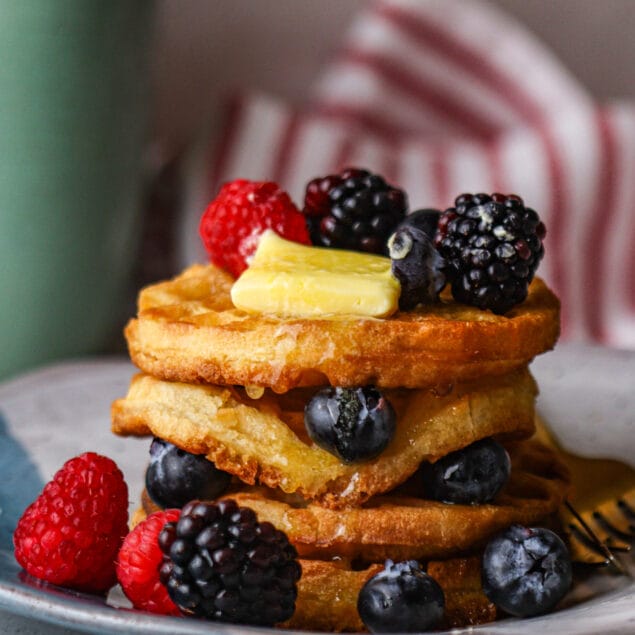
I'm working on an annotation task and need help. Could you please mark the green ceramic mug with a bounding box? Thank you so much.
[0,1,154,379]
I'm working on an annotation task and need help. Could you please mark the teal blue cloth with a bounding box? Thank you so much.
[0,413,43,551]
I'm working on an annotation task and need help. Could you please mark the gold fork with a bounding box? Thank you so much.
[534,418,635,575]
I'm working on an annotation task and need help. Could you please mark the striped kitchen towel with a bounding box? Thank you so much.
[182,0,635,349]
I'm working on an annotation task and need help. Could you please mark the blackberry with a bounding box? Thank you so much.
[302,168,407,254]
[145,438,231,509]
[435,193,546,314]
[158,499,301,626]
[304,386,396,463]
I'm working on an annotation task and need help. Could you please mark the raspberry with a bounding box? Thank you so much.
[159,499,301,626]
[117,509,182,615]
[199,179,311,277]
[435,193,546,314]
[13,452,128,593]
[302,168,407,254]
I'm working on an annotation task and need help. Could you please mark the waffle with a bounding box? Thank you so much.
[280,557,498,631]
[138,439,569,562]
[131,505,498,635]
[112,368,537,509]
[115,232,564,629]
[124,263,559,392]
[134,438,568,631]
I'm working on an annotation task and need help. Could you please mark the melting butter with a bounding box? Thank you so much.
[231,230,400,318]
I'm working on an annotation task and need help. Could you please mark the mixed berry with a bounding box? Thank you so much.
[202,173,548,315]
[10,175,571,630]
[12,449,572,629]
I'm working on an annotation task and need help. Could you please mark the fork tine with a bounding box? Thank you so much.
[567,522,610,563]
[618,499,635,521]
[564,501,630,575]
[592,510,635,544]
[536,416,635,575]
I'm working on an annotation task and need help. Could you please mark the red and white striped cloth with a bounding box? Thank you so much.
[185,0,635,349]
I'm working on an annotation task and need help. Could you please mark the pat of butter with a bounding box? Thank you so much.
[231,230,400,318]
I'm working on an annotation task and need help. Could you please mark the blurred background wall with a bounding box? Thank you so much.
[2,0,634,379]
[150,0,635,158]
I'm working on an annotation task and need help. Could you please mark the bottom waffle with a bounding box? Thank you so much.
[294,557,499,632]
[133,505,497,632]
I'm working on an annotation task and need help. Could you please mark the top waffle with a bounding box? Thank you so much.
[125,264,559,392]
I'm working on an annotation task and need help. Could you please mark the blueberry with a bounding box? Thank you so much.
[396,208,441,240]
[388,225,445,310]
[358,560,444,632]
[482,525,572,617]
[145,438,231,508]
[421,438,510,504]
[304,387,396,463]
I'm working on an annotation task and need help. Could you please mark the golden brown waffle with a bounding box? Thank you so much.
[133,438,567,630]
[139,439,569,562]
[282,559,382,631]
[426,557,498,630]
[131,505,497,633]
[283,557,497,632]
[112,369,537,509]
[124,264,559,392]
[220,439,570,561]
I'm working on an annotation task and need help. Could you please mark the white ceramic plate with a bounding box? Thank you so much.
[0,344,633,634]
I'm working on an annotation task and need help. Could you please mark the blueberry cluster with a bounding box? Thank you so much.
[435,193,546,314]
[302,168,407,254]
[302,169,548,314]
[358,523,572,633]
[159,499,301,626]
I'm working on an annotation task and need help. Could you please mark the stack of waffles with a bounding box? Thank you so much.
[111,258,569,630]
